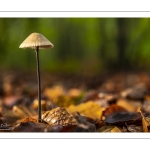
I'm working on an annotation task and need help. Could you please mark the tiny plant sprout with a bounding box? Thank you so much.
[19,32,54,123]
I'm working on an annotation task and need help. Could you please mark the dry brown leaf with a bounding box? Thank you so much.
[44,85,65,99]
[103,105,141,125]
[141,117,149,132]
[126,124,143,132]
[111,126,121,132]
[67,101,105,120]
[32,99,47,110]
[21,117,37,123]
[121,83,148,100]
[97,126,116,132]
[117,99,141,112]
[68,88,83,98]
[43,86,83,107]
[137,108,150,132]
[144,95,150,101]
[54,95,78,107]
[103,104,127,117]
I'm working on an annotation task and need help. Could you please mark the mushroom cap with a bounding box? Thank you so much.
[19,32,54,49]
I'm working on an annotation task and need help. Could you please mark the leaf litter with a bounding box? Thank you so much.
[1,71,150,132]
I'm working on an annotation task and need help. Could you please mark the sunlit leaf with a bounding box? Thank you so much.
[67,101,105,120]
[43,86,83,107]
[44,85,65,99]
[117,99,141,112]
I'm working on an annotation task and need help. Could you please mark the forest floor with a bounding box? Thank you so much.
[1,70,150,132]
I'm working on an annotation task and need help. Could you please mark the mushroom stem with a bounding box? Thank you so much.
[35,46,41,123]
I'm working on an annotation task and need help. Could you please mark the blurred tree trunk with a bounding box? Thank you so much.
[116,18,129,70]
[56,19,84,61]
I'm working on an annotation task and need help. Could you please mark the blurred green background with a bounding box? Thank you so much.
[0,18,150,76]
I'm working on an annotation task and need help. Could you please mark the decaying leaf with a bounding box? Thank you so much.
[21,117,37,123]
[12,121,48,132]
[67,101,105,120]
[2,71,150,132]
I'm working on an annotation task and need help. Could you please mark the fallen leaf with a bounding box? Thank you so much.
[68,88,83,98]
[81,90,99,102]
[44,85,65,99]
[125,124,143,132]
[138,108,150,132]
[12,121,48,132]
[104,109,141,126]
[44,86,82,107]
[31,99,47,111]
[144,95,150,101]
[142,100,150,113]
[103,104,127,117]
[67,101,105,120]
[97,126,116,132]
[21,117,37,123]
[72,112,96,132]
[121,83,148,100]
[117,99,141,112]
[111,126,121,132]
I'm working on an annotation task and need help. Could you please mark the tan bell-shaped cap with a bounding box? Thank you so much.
[19,32,54,49]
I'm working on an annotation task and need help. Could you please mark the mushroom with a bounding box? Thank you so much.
[19,32,54,122]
